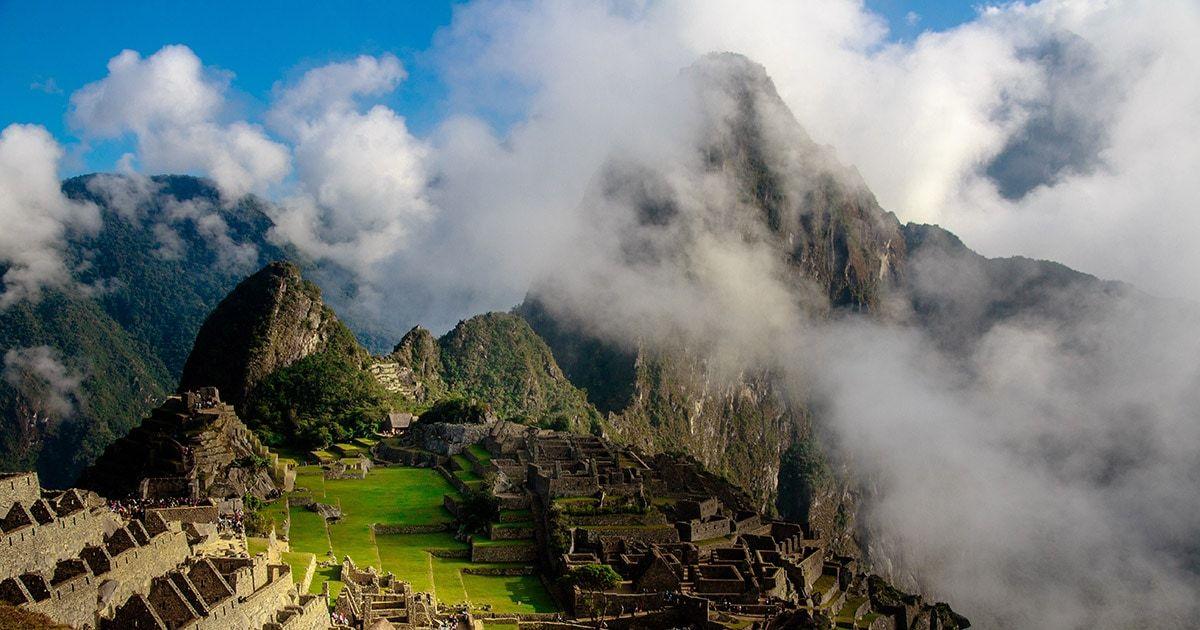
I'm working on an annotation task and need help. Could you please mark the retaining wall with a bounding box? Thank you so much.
[470,542,538,563]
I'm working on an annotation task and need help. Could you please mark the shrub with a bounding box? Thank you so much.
[420,396,493,425]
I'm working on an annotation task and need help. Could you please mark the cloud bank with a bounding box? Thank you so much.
[0,124,99,306]
[69,45,290,198]
[2,346,84,419]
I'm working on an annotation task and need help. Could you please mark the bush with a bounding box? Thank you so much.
[245,349,400,450]
[420,396,493,425]
[775,438,831,523]
[457,484,500,535]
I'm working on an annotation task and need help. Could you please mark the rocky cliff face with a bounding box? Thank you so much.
[178,261,354,408]
[685,52,905,312]
[385,326,447,402]
[518,54,896,527]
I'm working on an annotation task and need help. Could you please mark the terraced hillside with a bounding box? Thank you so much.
[263,464,558,615]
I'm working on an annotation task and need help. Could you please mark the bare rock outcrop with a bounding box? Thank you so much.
[178,261,351,409]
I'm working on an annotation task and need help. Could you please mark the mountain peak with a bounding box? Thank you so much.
[177,260,356,408]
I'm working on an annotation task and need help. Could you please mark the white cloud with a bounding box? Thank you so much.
[0,124,99,307]
[69,45,289,198]
[2,346,83,419]
[266,56,433,281]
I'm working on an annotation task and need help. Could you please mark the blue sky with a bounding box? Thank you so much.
[0,0,978,175]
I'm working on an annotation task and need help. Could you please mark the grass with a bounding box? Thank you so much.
[499,509,532,521]
[553,497,597,506]
[451,454,476,473]
[311,565,341,598]
[461,572,557,613]
[281,551,316,584]
[376,533,468,593]
[283,464,558,614]
[332,442,364,457]
[467,444,492,463]
[472,539,536,549]
[288,506,331,556]
[246,537,268,556]
[491,521,533,530]
[324,466,456,525]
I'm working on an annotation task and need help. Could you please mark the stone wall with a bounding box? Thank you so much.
[0,473,40,510]
[471,542,538,563]
[443,494,461,518]
[499,494,531,510]
[372,523,451,535]
[572,589,668,617]
[488,523,536,541]
[6,521,192,628]
[677,498,720,521]
[579,527,680,547]
[462,566,535,576]
[264,592,330,630]
[677,517,731,542]
[0,498,116,580]
[411,422,491,456]
[374,443,440,467]
[147,505,219,524]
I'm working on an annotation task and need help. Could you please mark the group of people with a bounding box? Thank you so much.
[105,495,248,535]
[105,495,209,519]
[216,510,246,534]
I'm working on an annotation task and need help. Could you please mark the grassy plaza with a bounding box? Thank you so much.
[271,465,557,614]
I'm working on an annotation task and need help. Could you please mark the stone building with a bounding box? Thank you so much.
[334,557,434,629]
[81,388,294,501]
[0,472,329,629]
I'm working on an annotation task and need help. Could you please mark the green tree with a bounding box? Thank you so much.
[563,564,621,623]
[418,396,493,425]
[775,438,830,524]
[457,483,499,535]
[245,349,399,449]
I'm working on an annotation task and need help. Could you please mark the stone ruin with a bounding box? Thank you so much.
[81,388,295,501]
[405,420,970,630]
[0,471,329,629]
[334,557,434,629]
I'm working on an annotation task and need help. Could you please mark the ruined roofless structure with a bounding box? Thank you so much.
[81,388,294,501]
[0,472,329,629]
[401,418,969,629]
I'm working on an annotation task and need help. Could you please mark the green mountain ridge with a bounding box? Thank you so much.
[0,174,288,485]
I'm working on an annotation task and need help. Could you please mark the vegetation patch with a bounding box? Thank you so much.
[282,464,558,614]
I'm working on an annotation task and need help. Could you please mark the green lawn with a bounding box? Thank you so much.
[284,465,557,614]
[467,444,492,463]
[491,521,533,530]
[472,539,536,549]
[311,565,341,598]
[288,505,332,556]
[462,572,557,613]
[332,443,364,457]
[246,537,268,556]
[499,509,532,521]
[455,468,483,483]
[281,551,316,584]
[324,466,457,525]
